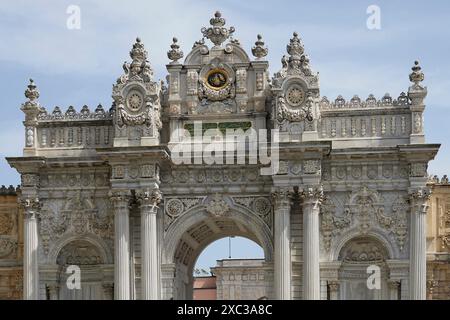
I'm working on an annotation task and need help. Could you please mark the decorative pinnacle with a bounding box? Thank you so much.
[130,37,148,63]
[24,78,40,104]
[251,34,268,60]
[167,37,184,63]
[201,11,235,47]
[287,31,304,57]
[409,60,424,85]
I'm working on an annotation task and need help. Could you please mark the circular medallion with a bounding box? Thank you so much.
[166,199,184,217]
[205,68,228,90]
[286,85,305,106]
[253,197,271,216]
[126,90,144,111]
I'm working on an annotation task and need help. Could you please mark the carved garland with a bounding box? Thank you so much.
[321,187,409,252]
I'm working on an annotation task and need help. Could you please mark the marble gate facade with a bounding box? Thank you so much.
[6,11,440,300]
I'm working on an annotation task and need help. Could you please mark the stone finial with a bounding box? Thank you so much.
[116,37,153,85]
[24,79,40,105]
[251,34,268,60]
[287,32,304,57]
[210,11,225,27]
[167,37,184,64]
[130,37,147,62]
[409,60,424,85]
[201,11,235,47]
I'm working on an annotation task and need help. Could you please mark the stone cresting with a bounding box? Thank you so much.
[6,11,442,300]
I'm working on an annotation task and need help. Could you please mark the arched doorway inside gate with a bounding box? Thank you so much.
[193,237,265,300]
[165,205,274,300]
[337,236,390,300]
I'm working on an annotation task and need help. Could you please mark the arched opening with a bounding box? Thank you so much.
[337,236,390,300]
[55,240,108,300]
[193,236,265,300]
[166,209,273,300]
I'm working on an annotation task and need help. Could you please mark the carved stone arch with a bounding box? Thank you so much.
[48,233,112,265]
[198,58,236,83]
[225,43,251,63]
[120,81,148,98]
[331,228,396,261]
[163,203,273,265]
[281,76,310,92]
[183,43,251,65]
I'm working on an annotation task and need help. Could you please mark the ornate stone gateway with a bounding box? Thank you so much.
[7,11,439,300]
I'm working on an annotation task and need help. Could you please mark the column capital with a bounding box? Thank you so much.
[136,188,162,211]
[408,187,431,215]
[271,187,293,209]
[20,197,41,218]
[300,185,324,207]
[109,190,132,209]
[408,187,431,201]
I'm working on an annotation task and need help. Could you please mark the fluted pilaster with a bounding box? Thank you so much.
[22,198,40,300]
[409,187,430,300]
[137,188,162,300]
[301,185,323,300]
[271,187,293,300]
[110,190,131,300]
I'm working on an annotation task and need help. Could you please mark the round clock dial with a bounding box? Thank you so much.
[286,85,305,106]
[126,91,143,111]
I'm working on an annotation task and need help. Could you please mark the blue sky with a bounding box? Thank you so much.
[1,1,449,270]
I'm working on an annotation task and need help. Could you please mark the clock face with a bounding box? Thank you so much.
[126,90,143,111]
[286,85,305,107]
[205,68,228,90]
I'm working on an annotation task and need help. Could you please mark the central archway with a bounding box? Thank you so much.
[162,201,274,300]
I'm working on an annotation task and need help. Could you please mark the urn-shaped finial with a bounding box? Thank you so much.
[167,37,184,64]
[201,11,235,47]
[24,79,40,105]
[252,34,268,60]
[409,60,424,85]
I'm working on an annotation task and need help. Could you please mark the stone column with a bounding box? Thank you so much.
[137,188,162,300]
[22,198,40,300]
[301,185,323,300]
[271,187,293,300]
[110,190,131,300]
[409,187,430,300]
[387,280,400,300]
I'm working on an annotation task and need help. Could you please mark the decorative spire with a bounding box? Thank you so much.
[409,60,424,86]
[116,37,153,85]
[24,79,40,105]
[167,37,184,64]
[252,34,268,60]
[287,32,304,57]
[201,11,235,47]
[129,37,149,76]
